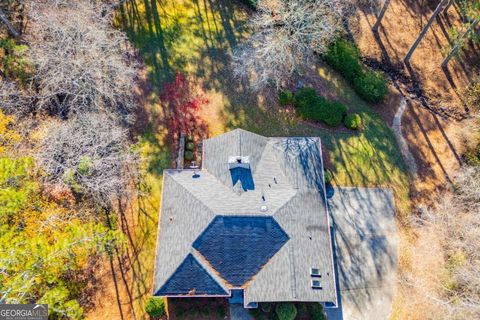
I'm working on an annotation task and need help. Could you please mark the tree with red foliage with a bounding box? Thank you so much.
[160,73,209,144]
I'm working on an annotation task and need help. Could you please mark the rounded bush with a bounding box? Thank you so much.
[186,142,194,151]
[324,39,362,82]
[293,87,319,117]
[279,90,294,106]
[353,71,388,103]
[275,303,297,320]
[145,297,165,318]
[184,151,194,161]
[317,100,347,127]
[310,303,326,320]
[344,113,362,130]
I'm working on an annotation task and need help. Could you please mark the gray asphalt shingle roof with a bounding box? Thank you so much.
[153,129,337,306]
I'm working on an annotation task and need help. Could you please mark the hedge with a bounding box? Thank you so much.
[317,99,347,127]
[293,87,347,127]
[353,70,388,103]
[324,39,361,83]
[324,39,388,103]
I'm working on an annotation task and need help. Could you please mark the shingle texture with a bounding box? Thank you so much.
[192,216,289,286]
[155,254,228,296]
[153,129,336,306]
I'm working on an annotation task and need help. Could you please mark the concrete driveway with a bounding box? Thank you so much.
[326,187,398,320]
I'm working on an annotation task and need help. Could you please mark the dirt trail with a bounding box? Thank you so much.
[392,97,418,176]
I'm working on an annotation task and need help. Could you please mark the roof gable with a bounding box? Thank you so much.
[155,254,228,296]
[192,216,289,286]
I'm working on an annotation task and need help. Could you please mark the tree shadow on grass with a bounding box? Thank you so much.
[118,0,248,88]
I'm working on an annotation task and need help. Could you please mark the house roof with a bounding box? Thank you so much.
[153,129,337,305]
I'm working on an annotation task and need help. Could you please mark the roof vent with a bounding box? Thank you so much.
[228,156,250,170]
[311,279,322,289]
[310,267,321,277]
[190,161,200,178]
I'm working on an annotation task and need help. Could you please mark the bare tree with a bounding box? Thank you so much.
[0,7,20,38]
[404,0,449,64]
[372,0,391,33]
[0,79,33,114]
[38,113,138,206]
[404,166,480,318]
[25,0,138,119]
[233,0,351,91]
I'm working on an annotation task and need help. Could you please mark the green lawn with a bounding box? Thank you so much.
[116,0,410,316]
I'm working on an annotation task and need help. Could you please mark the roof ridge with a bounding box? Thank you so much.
[154,253,229,296]
[192,249,232,290]
[165,170,224,212]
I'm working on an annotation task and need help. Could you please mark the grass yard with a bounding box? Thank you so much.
[114,0,410,317]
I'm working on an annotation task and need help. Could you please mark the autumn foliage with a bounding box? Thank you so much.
[160,73,209,144]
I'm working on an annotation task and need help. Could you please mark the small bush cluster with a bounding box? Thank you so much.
[324,39,388,103]
[293,87,347,127]
[310,303,326,320]
[184,136,195,161]
[145,297,165,319]
[184,151,193,161]
[353,71,388,103]
[279,90,294,106]
[186,142,194,151]
[344,113,362,130]
[275,303,297,320]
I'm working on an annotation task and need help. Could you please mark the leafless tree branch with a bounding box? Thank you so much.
[37,112,138,207]
[233,0,353,91]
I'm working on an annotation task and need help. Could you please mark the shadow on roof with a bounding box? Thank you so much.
[230,167,255,191]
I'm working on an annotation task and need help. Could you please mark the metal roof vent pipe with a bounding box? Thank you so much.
[190,161,200,178]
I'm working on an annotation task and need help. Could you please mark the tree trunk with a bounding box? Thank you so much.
[442,0,453,15]
[404,0,449,64]
[0,8,20,38]
[441,19,479,68]
[373,0,391,33]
